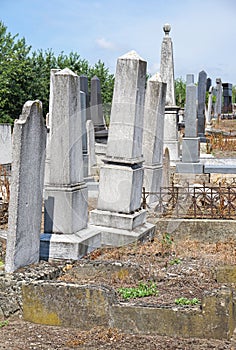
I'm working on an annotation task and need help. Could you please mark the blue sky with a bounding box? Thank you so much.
[1,0,236,84]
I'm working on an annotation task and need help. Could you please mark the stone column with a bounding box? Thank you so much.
[160,24,180,163]
[5,100,47,272]
[142,74,167,204]
[90,51,155,244]
[80,90,89,178]
[176,79,203,174]
[197,70,207,140]
[44,68,88,234]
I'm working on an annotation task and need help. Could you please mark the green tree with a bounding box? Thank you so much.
[175,77,186,108]
[0,21,32,123]
[232,85,236,104]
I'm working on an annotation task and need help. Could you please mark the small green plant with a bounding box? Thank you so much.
[118,282,159,300]
[169,258,181,265]
[0,320,9,328]
[0,260,4,267]
[175,297,199,306]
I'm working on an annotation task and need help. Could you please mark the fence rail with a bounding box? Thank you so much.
[142,182,236,219]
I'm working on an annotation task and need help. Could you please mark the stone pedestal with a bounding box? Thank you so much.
[163,106,180,162]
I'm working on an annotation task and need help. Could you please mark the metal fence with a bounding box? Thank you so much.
[142,182,236,219]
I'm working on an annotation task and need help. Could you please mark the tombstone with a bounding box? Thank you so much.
[90,76,106,132]
[44,68,88,234]
[5,100,47,272]
[42,68,101,260]
[80,91,88,178]
[0,124,12,165]
[162,148,171,188]
[160,24,180,163]
[206,77,212,92]
[79,74,91,121]
[186,74,194,85]
[222,83,232,113]
[214,78,223,117]
[142,73,167,204]
[86,120,96,176]
[44,69,61,187]
[90,51,155,244]
[197,70,207,140]
[176,78,203,174]
[206,86,213,127]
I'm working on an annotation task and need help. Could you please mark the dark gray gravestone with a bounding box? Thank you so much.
[90,76,106,132]
[206,77,212,92]
[197,70,207,140]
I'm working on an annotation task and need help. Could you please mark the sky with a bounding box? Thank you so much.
[1,0,236,84]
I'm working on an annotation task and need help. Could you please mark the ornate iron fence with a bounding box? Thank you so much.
[142,182,236,219]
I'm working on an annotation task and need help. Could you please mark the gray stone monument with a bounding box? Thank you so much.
[44,68,88,234]
[5,101,47,272]
[186,74,194,86]
[86,120,96,176]
[160,23,180,163]
[206,86,213,127]
[214,78,222,117]
[80,90,89,178]
[0,124,12,165]
[90,76,106,132]
[79,74,91,121]
[176,78,203,174]
[197,70,207,140]
[90,51,155,245]
[42,68,101,260]
[142,73,167,204]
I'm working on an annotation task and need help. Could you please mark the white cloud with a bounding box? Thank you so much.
[96,37,116,50]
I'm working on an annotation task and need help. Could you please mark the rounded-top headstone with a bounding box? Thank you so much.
[163,23,171,36]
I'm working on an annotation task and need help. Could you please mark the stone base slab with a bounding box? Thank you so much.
[44,182,88,234]
[89,209,146,231]
[90,222,156,247]
[176,162,204,174]
[40,226,101,261]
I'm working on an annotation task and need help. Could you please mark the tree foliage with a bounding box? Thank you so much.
[175,77,186,108]
[0,22,114,124]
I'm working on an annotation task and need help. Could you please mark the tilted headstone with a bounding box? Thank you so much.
[160,24,180,162]
[5,101,47,272]
[197,70,207,139]
[90,76,106,131]
[44,68,88,234]
[0,124,12,165]
[90,51,155,243]
[143,73,167,203]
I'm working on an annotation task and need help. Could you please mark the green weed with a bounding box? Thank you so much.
[169,258,181,265]
[118,282,159,300]
[175,297,199,306]
[0,320,9,328]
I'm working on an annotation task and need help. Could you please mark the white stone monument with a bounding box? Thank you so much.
[160,23,180,163]
[90,51,155,245]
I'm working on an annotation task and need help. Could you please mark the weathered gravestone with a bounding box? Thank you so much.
[214,78,222,116]
[160,24,180,163]
[0,124,12,165]
[90,76,106,132]
[42,68,101,260]
[86,120,96,176]
[143,73,167,204]
[44,68,88,234]
[197,70,207,140]
[5,100,47,272]
[176,77,203,174]
[90,51,155,244]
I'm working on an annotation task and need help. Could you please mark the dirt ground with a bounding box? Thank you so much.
[1,118,236,349]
